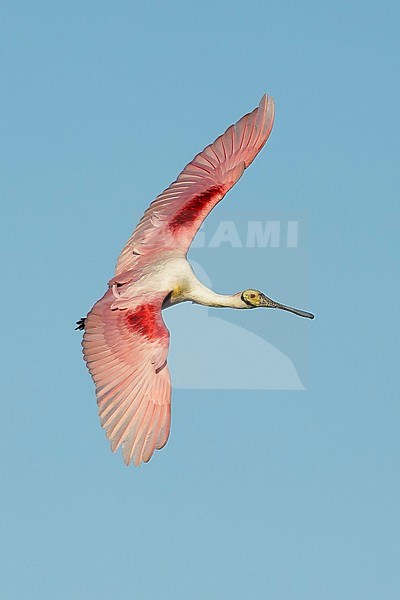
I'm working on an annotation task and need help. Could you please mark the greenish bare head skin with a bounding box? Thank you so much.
[240,289,314,319]
[240,289,266,307]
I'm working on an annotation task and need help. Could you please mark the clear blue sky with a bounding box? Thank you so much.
[1,2,399,599]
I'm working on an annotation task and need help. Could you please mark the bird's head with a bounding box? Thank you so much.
[240,289,314,319]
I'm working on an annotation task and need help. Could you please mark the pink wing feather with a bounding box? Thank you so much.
[82,95,275,466]
[115,94,274,275]
[82,290,171,466]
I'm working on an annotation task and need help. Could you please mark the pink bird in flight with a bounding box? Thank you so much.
[77,94,314,467]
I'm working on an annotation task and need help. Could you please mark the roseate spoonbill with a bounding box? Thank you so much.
[77,94,314,466]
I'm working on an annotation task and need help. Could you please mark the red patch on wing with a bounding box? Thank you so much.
[125,304,167,341]
[169,184,224,232]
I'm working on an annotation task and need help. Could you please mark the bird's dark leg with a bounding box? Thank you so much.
[161,290,174,309]
[75,318,86,331]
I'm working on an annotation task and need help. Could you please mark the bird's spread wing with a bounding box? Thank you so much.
[82,289,171,466]
[115,94,274,275]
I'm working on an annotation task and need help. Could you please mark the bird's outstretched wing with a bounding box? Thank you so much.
[115,94,274,275]
[82,289,171,466]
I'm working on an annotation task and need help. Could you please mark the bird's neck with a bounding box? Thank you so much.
[188,281,245,309]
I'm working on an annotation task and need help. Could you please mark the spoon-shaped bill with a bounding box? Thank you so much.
[273,303,314,319]
[260,294,314,319]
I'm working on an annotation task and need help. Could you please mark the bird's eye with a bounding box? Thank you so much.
[250,294,256,299]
